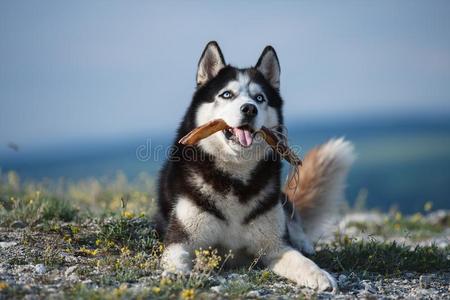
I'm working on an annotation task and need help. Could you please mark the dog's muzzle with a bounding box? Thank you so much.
[223,125,255,148]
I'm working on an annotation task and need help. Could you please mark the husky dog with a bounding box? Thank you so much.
[157,41,355,291]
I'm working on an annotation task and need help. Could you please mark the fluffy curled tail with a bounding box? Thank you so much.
[285,138,355,240]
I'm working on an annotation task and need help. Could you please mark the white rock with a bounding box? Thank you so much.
[34,264,46,274]
[61,252,78,264]
[339,212,384,230]
[338,274,347,283]
[246,290,261,298]
[216,276,226,284]
[67,273,80,282]
[424,210,448,225]
[227,273,240,280]
[65,265,78,277]
[0,242,17,249]
[363,282,377,294]
[210,286,223,293]
[419,275,432,288]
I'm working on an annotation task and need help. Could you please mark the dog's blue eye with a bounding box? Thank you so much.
[220,91,233,99]
[255,94,265,103]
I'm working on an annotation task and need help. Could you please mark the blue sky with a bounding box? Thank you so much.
[1,0,450,149]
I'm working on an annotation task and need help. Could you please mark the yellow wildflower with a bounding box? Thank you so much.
[120,246,131,256]
[260,270,271,281]
[0,281,9,290]
[79,246,98,256]
[160,277,172,286]
[122,210,135,219]
[70,225,80,235]
[411,213,422,223]
[181,288,195,300]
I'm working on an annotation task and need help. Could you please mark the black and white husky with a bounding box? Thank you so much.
[157,41,355,291]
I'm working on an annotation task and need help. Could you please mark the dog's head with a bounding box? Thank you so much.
[189,41,283,162]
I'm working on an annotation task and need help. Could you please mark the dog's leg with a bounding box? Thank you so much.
[160,217,192,274]
[264,245,337,292]
[286,210,315,255]
[160,242,192,273]
[160,197,222,274]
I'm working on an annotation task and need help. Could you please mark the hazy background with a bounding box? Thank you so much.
[1,1,449,213]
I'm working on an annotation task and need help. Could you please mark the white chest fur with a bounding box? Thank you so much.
[175,172,285,253]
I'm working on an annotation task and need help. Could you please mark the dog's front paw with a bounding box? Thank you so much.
[161,258,191,274]
[295,267,337,292]
[160,243,192,274]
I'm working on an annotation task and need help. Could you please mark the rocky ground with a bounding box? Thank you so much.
[0,210,449,299]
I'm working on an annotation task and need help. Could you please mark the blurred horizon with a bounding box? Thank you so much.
[2,116,450,214]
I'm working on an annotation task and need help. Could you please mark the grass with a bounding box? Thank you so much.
[347,211,449,240]
[98,214,159,253]
[313,236,450,275]
[0,170,158,225]
[0,192,78,227]
[0,170,449,299]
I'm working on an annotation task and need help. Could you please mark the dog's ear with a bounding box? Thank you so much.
[256,46,280,89]
[196,41,226,86]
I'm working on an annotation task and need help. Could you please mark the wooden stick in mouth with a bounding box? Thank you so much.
[178,119,302,166]
[259,127,302,166]
[178,119,230,145]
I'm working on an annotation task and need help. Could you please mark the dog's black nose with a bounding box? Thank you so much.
[240,103,258,118]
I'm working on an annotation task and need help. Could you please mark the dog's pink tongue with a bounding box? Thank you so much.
[233,127,253,147]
